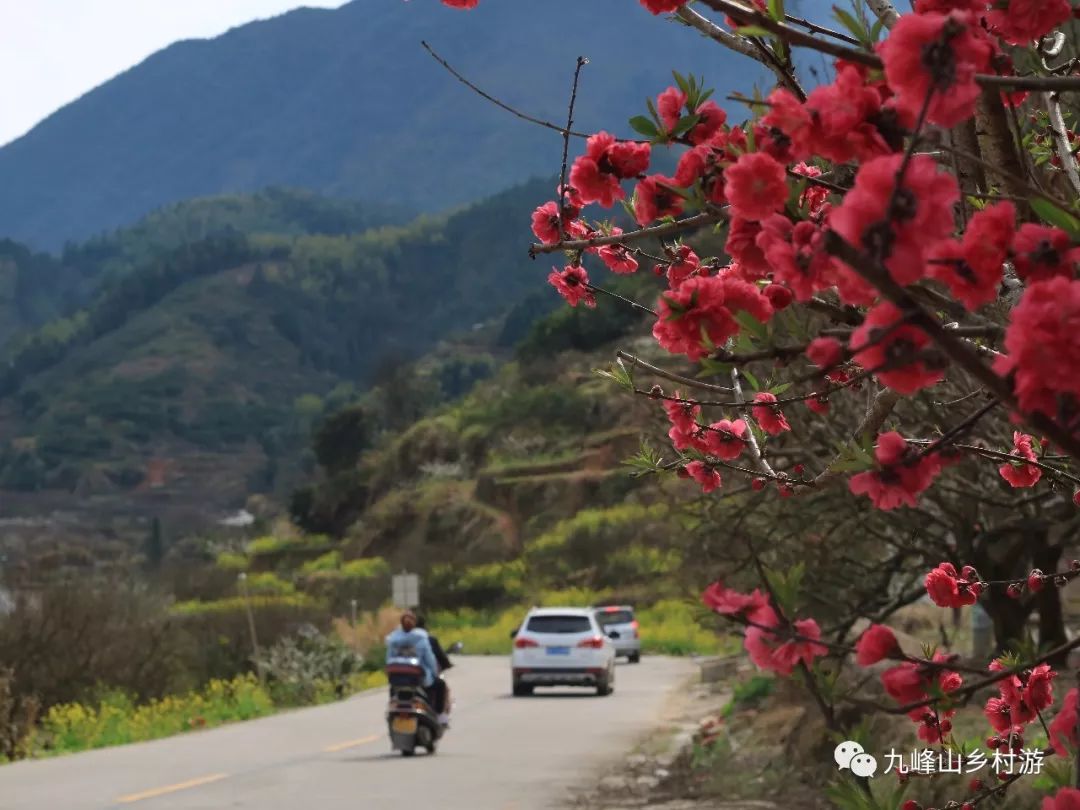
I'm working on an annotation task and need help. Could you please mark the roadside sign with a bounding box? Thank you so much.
[392,572,420,608]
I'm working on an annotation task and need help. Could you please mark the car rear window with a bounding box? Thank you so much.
[596,610,634,626]
[526,615,593,634]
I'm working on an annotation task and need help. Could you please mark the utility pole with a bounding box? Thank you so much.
[350,598,358,628]
[238,573,264,682]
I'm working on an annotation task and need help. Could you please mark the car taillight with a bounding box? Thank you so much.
[631,619,639,637]
[578,636,605,649]
[514,636,539,648]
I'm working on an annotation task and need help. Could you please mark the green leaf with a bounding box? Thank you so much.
[628,115,661,138]
[767,0,785,22]
[622,440,665,477]
[832,8,868,44]
[1031,196,1080,238]
[671,114,701,138]
[672,70,690,97]
[645,96,660,125]
[741,369,761,391]
[735,311,768,340]
[734,24,772,37]
[593,358,633,390]
[869,16,886,44]
[696,357,733,379]
[770,382,793,396]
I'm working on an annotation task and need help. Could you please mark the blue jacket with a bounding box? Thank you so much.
[385,627,438,687]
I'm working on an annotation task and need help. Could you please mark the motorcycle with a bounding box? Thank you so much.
[384,642,462,757]
[385,658,442,756]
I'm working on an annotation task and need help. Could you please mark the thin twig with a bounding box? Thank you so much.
[422,40,589,139]
[530,212,722,256]
[616,350,733,394]
[587,284,655,317]
[731,367,776,478]
[558,57,588,241]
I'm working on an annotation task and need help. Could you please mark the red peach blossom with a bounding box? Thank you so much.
[855,624,900,666]
[999,432,1042,488]
[725,152,789,222]
[548,265,595,308]
[752,392,791,435]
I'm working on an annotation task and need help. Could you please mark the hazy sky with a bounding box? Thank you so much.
[0,1,349,146]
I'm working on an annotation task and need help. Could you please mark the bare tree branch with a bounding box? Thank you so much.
[866,0,899,28]
[1045,91,1080,197]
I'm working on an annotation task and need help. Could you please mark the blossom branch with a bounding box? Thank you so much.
[860,635,1080,716]
[823,230,1080,463]
[697,0,1080,91]
[674,5,804,99]
[616,350,733,394]
[529,211,722,256]
[811,388,901,488]
[731,367,776,478]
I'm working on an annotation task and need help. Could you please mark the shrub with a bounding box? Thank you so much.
[215,551,248,571]
[170,594,321,616]
[170,595,328,683]
[300,550,342,574]
[0,582,191,710]
[243,572,296,596]
[256,629,364,706]
[340,557,389,580]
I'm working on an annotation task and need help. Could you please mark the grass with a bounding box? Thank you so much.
[23,670,389,760]
[36,675,275,755]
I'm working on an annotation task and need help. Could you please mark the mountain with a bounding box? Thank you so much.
[0,0,759,249]
[0,187,409,366]
[0,178,554,508]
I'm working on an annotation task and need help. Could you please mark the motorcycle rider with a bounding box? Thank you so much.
[385,611,448,726]
[416,614,452,727]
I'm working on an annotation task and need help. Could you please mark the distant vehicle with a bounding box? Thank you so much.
[594,605,641,664]
[510,607,616,697]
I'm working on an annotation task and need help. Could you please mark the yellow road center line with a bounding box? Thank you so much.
[117,773,229,804]
[322,734,379,753]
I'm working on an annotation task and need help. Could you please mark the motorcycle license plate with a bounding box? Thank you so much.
[392,716,418,734]
[547,646,570,655]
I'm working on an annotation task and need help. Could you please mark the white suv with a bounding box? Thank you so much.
[510,607,616,697]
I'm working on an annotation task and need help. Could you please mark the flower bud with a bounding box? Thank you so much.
[1027,570,1045,593]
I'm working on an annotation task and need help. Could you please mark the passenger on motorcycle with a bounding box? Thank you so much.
[385,611,448,726]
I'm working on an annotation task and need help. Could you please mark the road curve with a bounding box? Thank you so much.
[1,656,694,810]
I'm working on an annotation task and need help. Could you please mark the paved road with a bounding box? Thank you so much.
[1,656,694,810]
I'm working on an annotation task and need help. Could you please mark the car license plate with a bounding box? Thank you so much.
[392,715,418,734]
[547,646,571,655]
